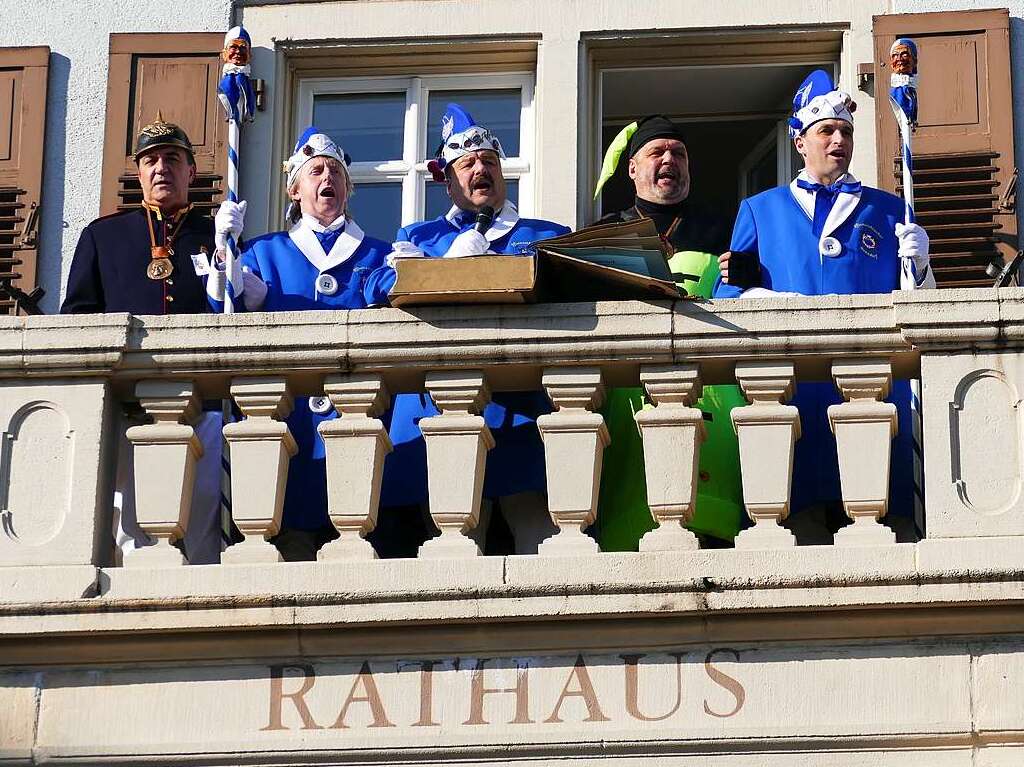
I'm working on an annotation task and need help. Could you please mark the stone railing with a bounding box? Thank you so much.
[2,289,1023,582]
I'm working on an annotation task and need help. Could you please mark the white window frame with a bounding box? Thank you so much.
[295,72,535,228]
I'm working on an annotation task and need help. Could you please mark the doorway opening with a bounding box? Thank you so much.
[592,59,839,228]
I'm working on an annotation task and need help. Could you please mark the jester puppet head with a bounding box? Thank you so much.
[890,38,918,76]
[222,26,251,68]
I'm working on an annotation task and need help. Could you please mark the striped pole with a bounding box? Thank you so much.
[888,38,925,531]
[217,26,256,546]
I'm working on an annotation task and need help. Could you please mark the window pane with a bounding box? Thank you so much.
[348,182,402,241]
[424,180,519,222]
[312,93,405,163]
[426,89,521,158]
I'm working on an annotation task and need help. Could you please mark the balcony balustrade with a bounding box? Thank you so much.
[2,288,1023,590]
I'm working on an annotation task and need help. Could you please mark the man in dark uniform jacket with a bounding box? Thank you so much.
[62,117,223,565]
[595,114,730,256]
[62,117,215,314]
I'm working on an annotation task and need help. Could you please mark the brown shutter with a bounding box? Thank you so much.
[873,9,1016,288]
[0,46,48,315]
[100,33,227,218]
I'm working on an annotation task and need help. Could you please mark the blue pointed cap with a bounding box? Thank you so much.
[788,69,855,137]
[428,102,505,181]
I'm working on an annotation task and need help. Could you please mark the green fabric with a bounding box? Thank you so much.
[594,121,638,200]
[596,250,746,549]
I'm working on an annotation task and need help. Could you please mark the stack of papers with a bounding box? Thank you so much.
[533,217,682,300]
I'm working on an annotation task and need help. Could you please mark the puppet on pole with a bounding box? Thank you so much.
[216,26,255,314]
[889,36,927,528]
[215,26,256,546]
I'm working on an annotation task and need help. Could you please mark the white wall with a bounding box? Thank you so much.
[0,0,232,313]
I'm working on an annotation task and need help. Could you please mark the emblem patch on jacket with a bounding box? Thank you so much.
[854,223,883,258]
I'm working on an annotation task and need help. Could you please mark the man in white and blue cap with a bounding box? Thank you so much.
[714,71,934,542]
[370,103,571,555]
[210,127,392,560]
[715,70,933,297]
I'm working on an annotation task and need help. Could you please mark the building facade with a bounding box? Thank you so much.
[2,2,1024,765]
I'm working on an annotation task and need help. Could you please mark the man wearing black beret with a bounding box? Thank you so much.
[595,114,730,263]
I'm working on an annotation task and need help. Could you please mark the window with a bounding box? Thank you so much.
[295,73,534,241]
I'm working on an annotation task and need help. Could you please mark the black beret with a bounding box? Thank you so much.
[628,114,686,158]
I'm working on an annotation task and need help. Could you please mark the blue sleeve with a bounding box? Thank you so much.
[363,262,397,307]
[395,226,411,244]
[712,200,758,299]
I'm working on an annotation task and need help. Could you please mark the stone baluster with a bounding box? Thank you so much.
[732,361,800,549]
[221,377,297,564]
[317,374,393,561]
[124,380,202,567]
[828,359,898,546]
[536,367,609,556]
[418,371,494,558]
[635,365,705,551]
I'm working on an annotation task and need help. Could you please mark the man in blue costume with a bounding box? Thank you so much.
[367,104,570,555]
[714,71,934,542]
[211,127,392,560]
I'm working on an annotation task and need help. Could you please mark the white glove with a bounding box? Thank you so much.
[385,240,426,268]
[214,199,247,251]
[241,266,268,311]
[895,222,929,260]
[443,228,490,259]
[895,222,934,289]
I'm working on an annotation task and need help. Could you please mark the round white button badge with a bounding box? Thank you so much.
[317,273,339,295]
[309,396,333,415]
[819,236,843,257]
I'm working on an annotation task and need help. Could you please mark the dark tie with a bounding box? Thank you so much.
[796,178,862,237]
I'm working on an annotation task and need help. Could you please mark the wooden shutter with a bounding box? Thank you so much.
[0,46,48,315]
[874,9,1016,288]
[100,33,227,218]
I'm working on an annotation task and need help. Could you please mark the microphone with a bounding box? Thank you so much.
[474,205,495,234]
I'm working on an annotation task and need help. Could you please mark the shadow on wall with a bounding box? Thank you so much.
[39,52,69,315]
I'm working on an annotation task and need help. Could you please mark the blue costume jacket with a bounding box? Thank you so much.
[212,218,391,530]
[713,176,914,517]
[374,202,571,507]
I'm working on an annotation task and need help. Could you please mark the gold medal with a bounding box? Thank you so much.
[143,204,191,282]
[147,245,174,280]
[147,257,174,280]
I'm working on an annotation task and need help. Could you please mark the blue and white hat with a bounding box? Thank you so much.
[223,25,252,51]
[427,103,505,182]
[787,70,856,138]
[283,126,350,188]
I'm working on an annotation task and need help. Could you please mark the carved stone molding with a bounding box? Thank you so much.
[732,361,799,549]
[418,370,494,558]
[124,380,202,567]
[537,367,608,556]
[318,374,393,561]
[635,364,704,551]
[221,377,297,565]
